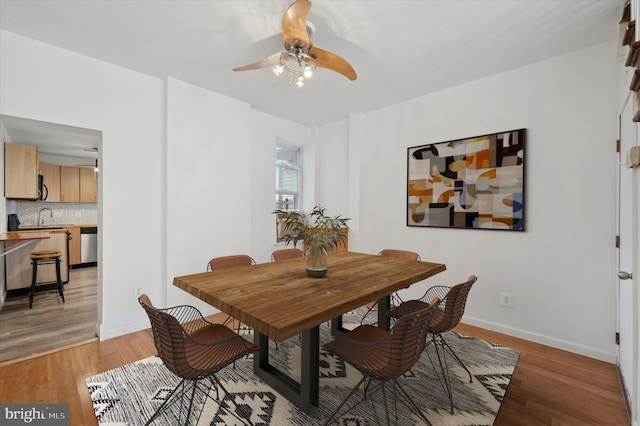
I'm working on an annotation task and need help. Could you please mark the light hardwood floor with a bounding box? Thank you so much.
[0,266,98,363]
[0,312,629,425]
[456,323,630,425]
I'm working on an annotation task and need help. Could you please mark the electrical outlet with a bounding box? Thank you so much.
[75,211,81,218]
[500,292,512,307]
[136,287,142,297]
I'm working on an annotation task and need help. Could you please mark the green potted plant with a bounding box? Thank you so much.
[274,205,350,277]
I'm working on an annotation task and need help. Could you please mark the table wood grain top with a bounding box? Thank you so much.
[173,251,446,341]
[0,231,51,242]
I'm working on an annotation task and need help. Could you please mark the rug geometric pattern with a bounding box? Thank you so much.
[86,308,519,425]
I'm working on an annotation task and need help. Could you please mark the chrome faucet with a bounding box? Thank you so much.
[38,208,52,225]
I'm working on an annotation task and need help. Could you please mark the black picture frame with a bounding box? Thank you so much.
[407,129,525,231]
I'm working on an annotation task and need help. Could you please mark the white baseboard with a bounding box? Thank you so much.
[462,315,617,364]
[99,320,150,341]
[98,307,222,341]
[99,314,617,364]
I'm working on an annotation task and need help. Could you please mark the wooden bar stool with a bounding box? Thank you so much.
[29,250,65,309]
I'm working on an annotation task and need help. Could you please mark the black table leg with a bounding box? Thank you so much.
[331,294,392,334]
[377,294,391,331]
[253,327,320,413]
[29,259,37,309]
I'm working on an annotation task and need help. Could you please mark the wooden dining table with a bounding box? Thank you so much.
[173,251,446,413]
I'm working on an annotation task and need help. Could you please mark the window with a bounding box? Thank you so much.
[275,144,302,242]
[275,144,301,211]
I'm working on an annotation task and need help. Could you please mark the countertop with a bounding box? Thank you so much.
[0,231,51,242]
[17,224,97,230]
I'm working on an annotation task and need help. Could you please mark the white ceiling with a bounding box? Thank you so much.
[0,114,100,158]
[0,0,623,146]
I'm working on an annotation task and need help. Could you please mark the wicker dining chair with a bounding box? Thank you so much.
[389,275,478,414]
[138,294,258,426]
[207,254,255,271]
[271,248,304,262]
[322,302,439,425]
[206,255,256,333]
[360,249,421,325]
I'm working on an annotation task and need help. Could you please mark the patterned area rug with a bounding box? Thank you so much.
[86,308,519,425]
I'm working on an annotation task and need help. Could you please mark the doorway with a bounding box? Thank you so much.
[0,115,102,363]
[618,90,638,420]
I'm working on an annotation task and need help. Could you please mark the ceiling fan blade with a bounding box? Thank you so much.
[282,0,311,49]
[233,52,282,72]
[311,47,357,81]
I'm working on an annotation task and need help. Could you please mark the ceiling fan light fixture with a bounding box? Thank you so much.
[273,49,316,86]
[303,65,313,78]
[233,1,356,82]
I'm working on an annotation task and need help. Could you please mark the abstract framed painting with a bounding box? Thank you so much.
[407,129,525,231]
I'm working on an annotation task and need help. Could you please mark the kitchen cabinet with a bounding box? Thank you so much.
[6,229,69,290]
[60,166,97,203]
[5,143,38,199]
[38,162,61,202]
[79,168,97,202]
[60,166,80,202]
[67,226,81,266]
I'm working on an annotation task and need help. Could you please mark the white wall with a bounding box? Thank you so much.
[0,31,165,338]
[164,81,315,311]
[0,30,319,333]
[315,120,350,217]
[165,77,254,310]
[250,110,312,263]
[335,41,619,361]
[0,28,622,363]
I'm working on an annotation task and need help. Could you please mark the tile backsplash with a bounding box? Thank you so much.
[8,200,97,226]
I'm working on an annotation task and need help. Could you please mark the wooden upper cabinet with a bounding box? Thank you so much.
[79,167,97,202]
[57,165,97,203]
[5,143,38,199]
[38,162,61,202]
[60,166,80,202]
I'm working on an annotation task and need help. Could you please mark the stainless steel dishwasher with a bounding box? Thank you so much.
[80,226,98,264]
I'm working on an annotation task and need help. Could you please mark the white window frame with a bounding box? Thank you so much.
[275,142,302,211]
[275,142,302,242]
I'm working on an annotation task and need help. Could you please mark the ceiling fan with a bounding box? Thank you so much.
[233,0,357,85]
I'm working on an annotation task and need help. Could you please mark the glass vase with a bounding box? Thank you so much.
[305,246,328,278]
